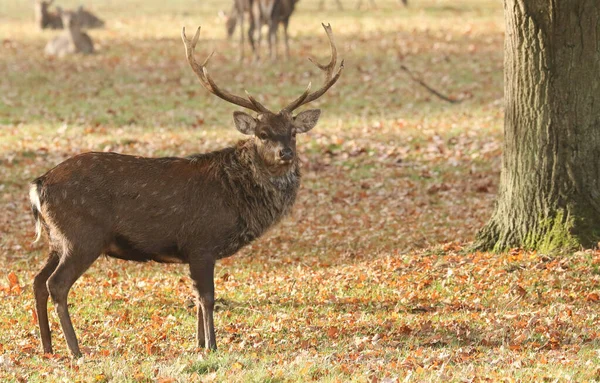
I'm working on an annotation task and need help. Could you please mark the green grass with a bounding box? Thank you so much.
[3,0,600,382]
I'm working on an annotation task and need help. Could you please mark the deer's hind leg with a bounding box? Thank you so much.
[34,249,60,354]
[46,237,103,357]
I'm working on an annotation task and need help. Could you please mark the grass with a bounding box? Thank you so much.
[2,0,600,382]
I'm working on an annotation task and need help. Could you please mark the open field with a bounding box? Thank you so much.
[2,0,600,381]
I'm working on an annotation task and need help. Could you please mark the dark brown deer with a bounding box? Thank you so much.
[30,24,343,357]
[34,0,63,29]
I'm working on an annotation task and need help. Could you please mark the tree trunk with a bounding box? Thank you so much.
[476,0,600,252]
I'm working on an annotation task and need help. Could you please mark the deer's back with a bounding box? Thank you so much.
[78,10,105,28]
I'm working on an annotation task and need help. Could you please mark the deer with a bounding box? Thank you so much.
[44,9,94,57]
[30,23,343,357]
[34,0,63,29]
[250,0,299,60]
[35,1,105,30]
[226,0,298,61]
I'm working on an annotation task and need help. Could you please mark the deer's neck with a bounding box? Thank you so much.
[238,139,300,184]
[214,141,300,258]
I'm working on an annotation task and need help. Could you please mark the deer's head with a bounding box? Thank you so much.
[181,24,344,173]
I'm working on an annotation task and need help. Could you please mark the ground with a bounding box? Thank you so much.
[1,0,599,381]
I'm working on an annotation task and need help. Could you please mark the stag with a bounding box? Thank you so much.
[44,9,94,57]
[31,24,343,357]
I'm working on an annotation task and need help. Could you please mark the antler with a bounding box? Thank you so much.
[282,23,344,113]
[181,26,272,114]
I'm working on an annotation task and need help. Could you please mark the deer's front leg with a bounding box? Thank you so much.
[189,258,216,350]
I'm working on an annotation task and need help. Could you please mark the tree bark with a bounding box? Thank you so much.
[476,0,600,252]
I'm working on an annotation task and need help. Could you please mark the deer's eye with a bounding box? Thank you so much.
[291,131,297,138]
[258,132,269,140]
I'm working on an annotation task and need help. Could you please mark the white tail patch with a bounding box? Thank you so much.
[29,183,43,243]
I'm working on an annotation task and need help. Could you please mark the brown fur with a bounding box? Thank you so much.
[30,110,320,357]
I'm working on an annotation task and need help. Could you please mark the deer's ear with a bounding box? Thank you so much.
[233,111,257,135]
[294,109,321,133]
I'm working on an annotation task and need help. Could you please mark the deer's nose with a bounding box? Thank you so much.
[279,148,294,161]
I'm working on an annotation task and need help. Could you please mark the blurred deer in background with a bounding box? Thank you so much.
[250,0,299,60]
[31,23,343,357]
[44,10,94,57]
[35,1,105,30]
[226,0,253,60]
[226,0,298,61]
[34,0,62,29]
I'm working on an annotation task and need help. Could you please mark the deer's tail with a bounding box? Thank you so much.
[29,179,45,243]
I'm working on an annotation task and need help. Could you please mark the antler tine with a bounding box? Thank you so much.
[181,27,209,88]
[245,90,273,114]
[282,23,344,113]
[308,23,337,79]
[281,82,312,114]
[181,26,272,114]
